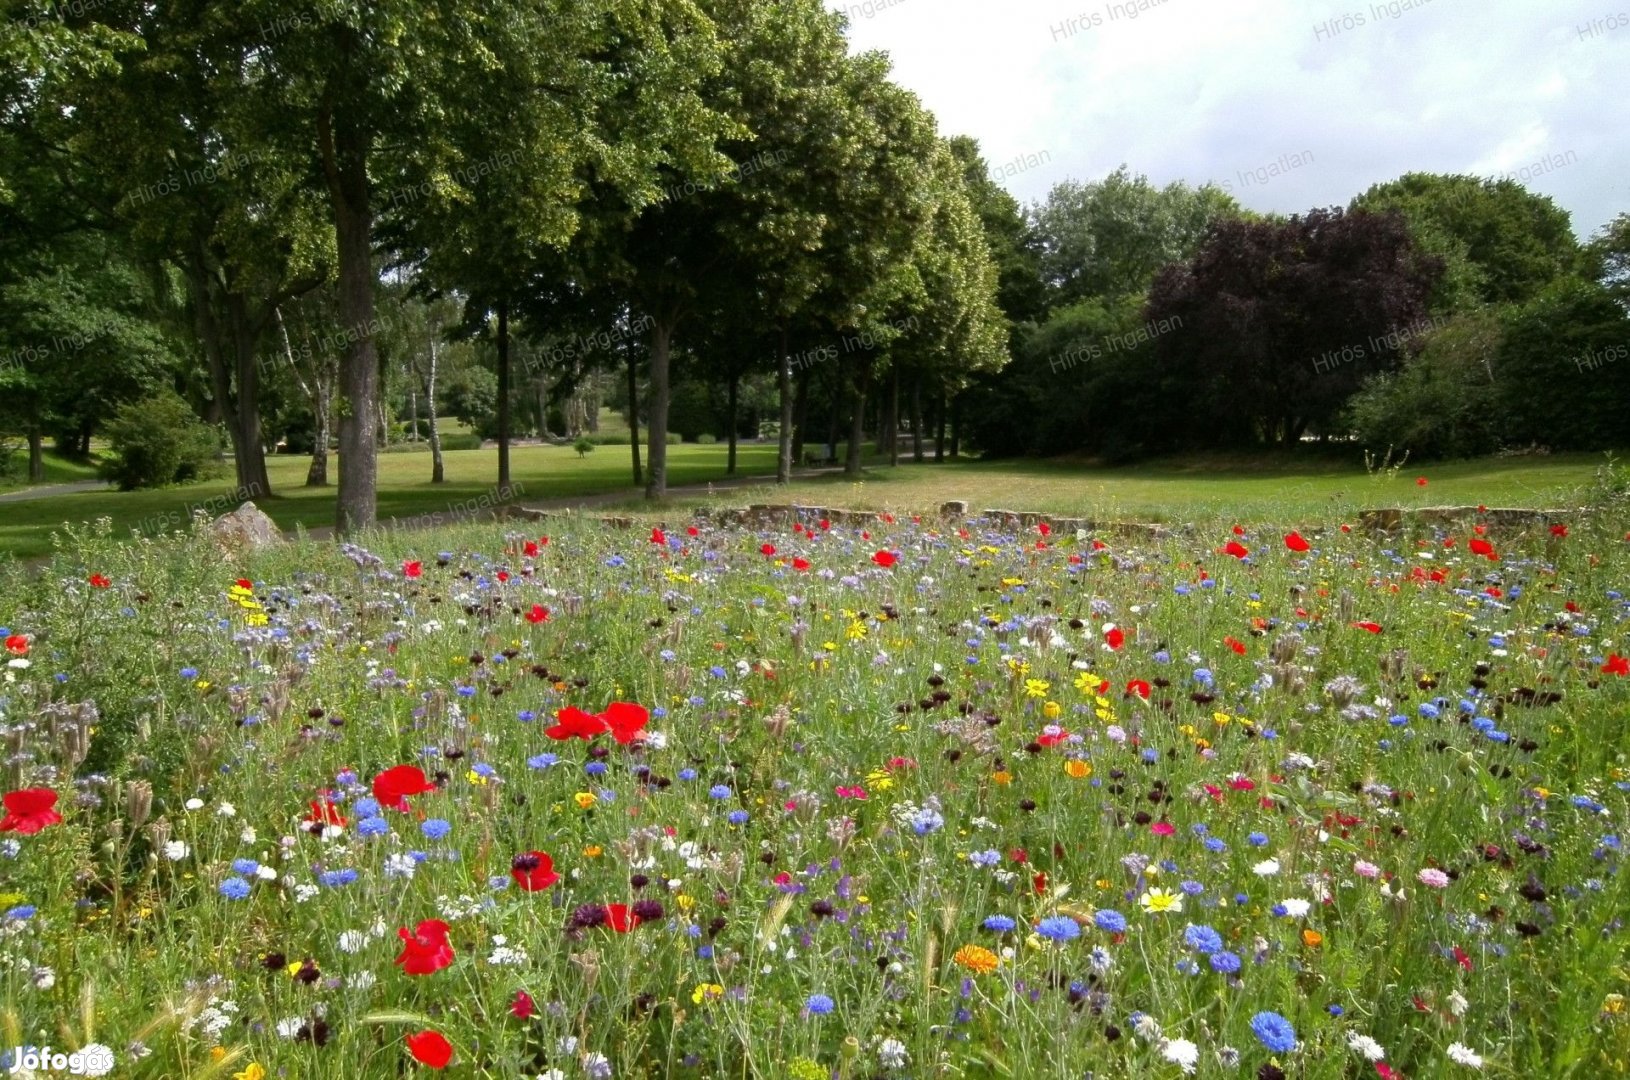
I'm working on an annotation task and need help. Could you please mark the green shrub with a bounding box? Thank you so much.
[696,432,717,445]
[440,433,483,451]
[573,436,595,458]
[97,391,222,490]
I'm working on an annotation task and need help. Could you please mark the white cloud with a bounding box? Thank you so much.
[828,0,1630,235]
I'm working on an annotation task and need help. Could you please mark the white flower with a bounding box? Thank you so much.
[185,798,205,811]
[338,930,368,954]
[255,865,278,881]
[293,884,319,903]
[216,802,236,817]
[1447,991,1468,1017]
[31,965,55,990]
[275,1016,305,1039]
[350,971,377,991]
[557,1036,579,1056]
[1160,1038,1199,1074]
[1347,1032,1386,1061]
[240,826,258,844]
[1133,1014,1163,1040]
[76,1043,117,1076]
[539,1072,566,1080]
[1446,1042,1484,1069]
[1280,898,1311,918]
[877,1037,909,1069]
[1254,859,1281,876]
[162,840,190,861]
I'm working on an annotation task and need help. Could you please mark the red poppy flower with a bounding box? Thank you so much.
[406,1030,453,1068]
[511,989,536,1019]
[1223,541,1249,559]
[1104,626,1125,650]
[604,903,641,932]
[1550,523,1568,537]
[1468,538,1498,561]
[1603,654,1630,676]
[496,570,510,583]
[1037,522,1051,537]
[510,851,560,891]
[1092,539,1107,551]
[373,765,437,812]
[546,705,609,742]
[396,919,455,975]
[0,788,62,834]
[819,519,831,530]
[1375,1065,1400,1080]
[650,528,666,545]
[1351,621,1383,634]
[1224,636,1246,655]
[1036,728,1070,748]
[524,604,550,624]
[761,543,776,557]
[306,800,347,829]
[523,541,539,557]
[4,634,27,656]
[402,560,422,578]
[1416,477,1428,486]
[88,573,111,588]
[601,701,650,745]
[1232,524,1245,536]
[686,526,699,537]
[872,550,897,568]
[1032,871,1048,895]
[1283,532,1310,553]
[792,557,811,572]
[1340,524,1351,533]
[861,530,870,540]
[236,578,253,590]
[1125,679,1151,699]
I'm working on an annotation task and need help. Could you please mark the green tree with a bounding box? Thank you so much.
[1586,212,1630,307]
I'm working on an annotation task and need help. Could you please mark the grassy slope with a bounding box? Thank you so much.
[1,445,1615,562]
[0,450,104,494]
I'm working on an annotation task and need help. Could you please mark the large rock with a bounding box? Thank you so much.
[210,502,285,554]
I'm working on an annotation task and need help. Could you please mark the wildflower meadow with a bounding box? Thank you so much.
[1,506,1628,1079]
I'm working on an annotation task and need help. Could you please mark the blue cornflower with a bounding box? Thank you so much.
[1183,924,1224,954]
[1418,702,1440,720]
[352,797,381,817]
[1179,880,1205,895]
[527,753,559,770]
[1140,748,1159,763]
[517,709,536,722]
[1036,916,1081,942]
[232,858,261,875]
[1247,832,1269,846]
[679,768,699,781]
[585,762,608,776]
[219,877,251,900]
[180,667,199,679]
[421,818,453,840]
[1389,714,1409,726]
[319,869,358,888]
[4,904,38,921]
[357,816,389,838]
[806,994,835,1016]
[709,784,733,799]
[910,807,944,835]
[1203,836,1228,853]
[470,763,496,778]
[1250,1011,1298,1053]
[727,810,749,825]
[1210,950,1242,974]
[983,915,1017,932]
[1094,909,1128,933]
[969,849,1002,868]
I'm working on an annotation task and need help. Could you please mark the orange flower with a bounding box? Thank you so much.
[1301,928,1323,948]
[1063,759,1092,779]
[952,944,999,974]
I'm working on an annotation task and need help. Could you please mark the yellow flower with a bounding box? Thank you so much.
[1301,928,1323,948]
[1073,671,1100,693]
[992,770,1013,786]
[1042,700,1062,720]
[676,894,696,912]
[1213,711,1232,726]
[583,845,603,858]
[952,944,1000,974]
[573,792,597,809]
[466,769,488,786]
[1000,576,1025,587]
[1064,759,1092,779]
[1139,888,1183,914]
[1023,678,1050,699]
[235,1065,267,1080]
[211,1047,227,1062]
[846,621,867,641]
[691,982,725,1004]
[865,768,895,791]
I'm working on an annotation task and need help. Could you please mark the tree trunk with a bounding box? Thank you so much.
[888,365,901,467]
[776,325,793,483]
[408,382,418,442]
[911,376,924,463]
[26,428,43,483]
[308,378,332,486]
[950,392,961,458]
[427,337,444,484]
[322,99,380,535]
[645,317,674,498]
[496,298,512,496]
[727,370,739,476]
[625,347,642,486]
[225,293,272,500]
[792,363,811,465]
[935,388,947,462]
[844,363,870,478]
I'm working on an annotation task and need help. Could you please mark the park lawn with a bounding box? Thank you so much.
[0,442,780,561]
[633,451,1619,524]
[0,449,105,494]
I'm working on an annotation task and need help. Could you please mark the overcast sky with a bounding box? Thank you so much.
[828,0,1629,237]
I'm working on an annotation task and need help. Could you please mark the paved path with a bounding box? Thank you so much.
[0,479,110,503]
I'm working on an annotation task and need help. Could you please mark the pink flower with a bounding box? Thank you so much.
[1416,868,1450,889]
[1353,860,1381,879]
[1150,821,1175,837]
